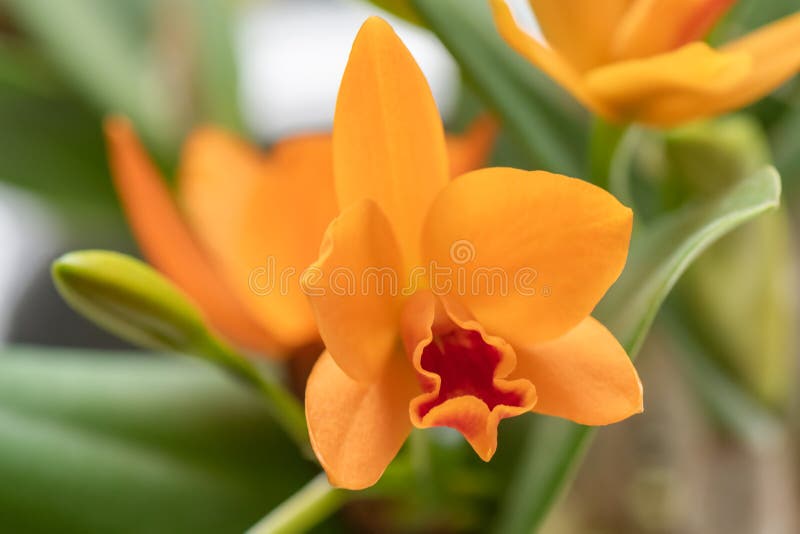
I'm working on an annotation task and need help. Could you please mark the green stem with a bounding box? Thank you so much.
[408,429,439,511]
[201,335,310,454]
[249,368,310,456]
[245,473,347,534]
[409,430,433,486]
[607,126,645,208]
[589,116,627,190]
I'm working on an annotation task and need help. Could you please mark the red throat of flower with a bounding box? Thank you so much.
[407,306,537,461]
[675,0,737,47]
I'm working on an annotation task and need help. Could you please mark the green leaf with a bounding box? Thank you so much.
[0,83,125,231]
[712,0,799,43]
[599,166,782,354]
[51,250,309,448]
[191,0,245,132]
[494,166,782,534]
[771,100,800,192]
[0,346,321,534]
[4,0,180,154]
[0,37,61,96]
[411,0,587,175]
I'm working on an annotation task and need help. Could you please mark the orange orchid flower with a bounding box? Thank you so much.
[491,0,800,126]
[302,17,643,490]
[104,108,495,356]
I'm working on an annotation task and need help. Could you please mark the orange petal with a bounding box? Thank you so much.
[585,41,751,125]
[302,199,405,383]
[333,16,448,266]
[511,317,643,425]
[423,168,633,346]
[402,292,536,461]
[446,115,499,179]
[179,128,338,349]
[527,0,634,71]
[306,351,418,490]
[613,0,735,60]
[421,168,632,347]
[714,11,800,114]
[490,0,611,118]
[104,117,274,353]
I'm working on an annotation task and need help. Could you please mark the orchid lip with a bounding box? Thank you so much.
[409,323,536,460]
[415,329,525,416]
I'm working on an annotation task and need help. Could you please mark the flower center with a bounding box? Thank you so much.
[415,328,524,418]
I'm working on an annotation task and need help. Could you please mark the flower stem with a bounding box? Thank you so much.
[409,429,433,485]
[589,116,627,190]
[409,429,439,509]
[589,116,644,208]
[202,335,310,454]
[245,473,346,534]
[249,367,310,455]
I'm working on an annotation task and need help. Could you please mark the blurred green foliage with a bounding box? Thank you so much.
[0,0,244,232]
[0,347,332,534]
[495,166,781,534]
[3,0,181,153]
[0,82,122,229]
[664,117,797,408]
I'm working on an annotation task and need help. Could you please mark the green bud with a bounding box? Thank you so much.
[52,250,215,355]
[665,115,771,199]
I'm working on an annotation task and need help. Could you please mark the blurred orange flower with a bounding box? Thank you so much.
[491,0,800,126]
[302,17,643,490]
[104,114,494,355]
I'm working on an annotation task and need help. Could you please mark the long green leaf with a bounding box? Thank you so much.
[411,0,586,175]
[0,84,123,230]
[191,0,245,132]
[0,347,322,534]
[599,166,782,355]
[0,37,60,96]
[771,101,800,191]
[712,0,799,43]
[4,0,180,153]
[494,166,782,533]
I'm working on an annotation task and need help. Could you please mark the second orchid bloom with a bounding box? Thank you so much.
[492,0,800,126]
[302,18,643,490]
